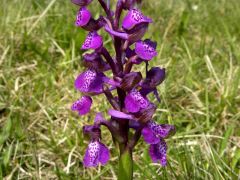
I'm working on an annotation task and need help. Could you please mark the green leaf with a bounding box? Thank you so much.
[3,143,13,167]
[0,118,12,146]
[118,149,133,180]
[231,149,240,170]
[219,126,234,156]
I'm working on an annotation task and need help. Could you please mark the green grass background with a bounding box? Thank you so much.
[0,0,240,179]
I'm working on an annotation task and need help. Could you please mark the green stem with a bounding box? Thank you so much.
[118,147,133,180]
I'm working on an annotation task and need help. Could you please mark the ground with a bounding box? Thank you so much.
[0,0,239,179]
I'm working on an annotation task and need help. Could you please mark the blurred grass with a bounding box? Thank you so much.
[0,0,240,179]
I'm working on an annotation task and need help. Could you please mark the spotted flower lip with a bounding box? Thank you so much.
[75,69,105,93]
[135,39,157,60]
[75,7,91,27]
[149,139,167,166]
[83,140,110,167]
[142,120,176,144]
[81,31,103,50]
[71,96,92,115]
[122,9,152,30]
[71,0,93,6]
[124,89,149,113]
[75,69,118,94]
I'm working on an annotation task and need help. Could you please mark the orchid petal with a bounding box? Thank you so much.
[124,89,149,113]
[82,31,103,50]
[122,9,152,30]
[83,141,110,167]
[75,7,91,27]
[74,69,105,93]
[149,139,167,166]
[108,109,134,120]
[71,96,92,115]
[135,39,157,60]
[142,127,160,144]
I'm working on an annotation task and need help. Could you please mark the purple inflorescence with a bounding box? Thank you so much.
[70,0,175,168]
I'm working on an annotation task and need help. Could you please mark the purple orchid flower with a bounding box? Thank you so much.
[74,69,106,93]
[70,0,175,175]
[71,96,92,115]
[83,140,110,167]
[75,68,118,94]
[75,7,91,27]
[135,39,158,60]
[122,9,152,30]
[142,120,176,144]
[124,89,149,113]
[81,31,103,50]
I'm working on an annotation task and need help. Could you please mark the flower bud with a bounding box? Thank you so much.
[83,52,110,72]
[146,67,165,88]
[134,103,156,123]
[82,16,106,31]
[71,0,93,6]
[120,72,142,91]
[83,125,102,140]
[122,0,135,9]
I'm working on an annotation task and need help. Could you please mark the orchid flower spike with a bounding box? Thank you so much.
[70,0,175,172]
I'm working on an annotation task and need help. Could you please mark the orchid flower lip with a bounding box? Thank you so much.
[71,96,92,115]
[74,69,105,93]
[122,9,152,30]
[149,139,167,166]
[135,39,158,60]
[75,7,91,27]
[83,140,110,167]
[124,89,149,113]
[141,120,176,144]
[81,31,103,50]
